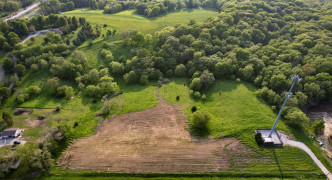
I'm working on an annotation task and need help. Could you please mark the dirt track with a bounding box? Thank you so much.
[59,100,253,172]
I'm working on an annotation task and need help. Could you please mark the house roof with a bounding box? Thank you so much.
[1,128,20,136]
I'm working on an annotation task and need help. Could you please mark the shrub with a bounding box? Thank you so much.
[312,120,325,134]
[192,111,210,132]
[89,42,93,46]
[175,64,186,77]
[74,121,79,127]
[191,106,197,113]
[190,90,194,96]
[124,71,138,84]
[255,133,264,145]
[190,78,202,91]
[2,112,13,127]
[55,105,62,112]
[166,69,173,77]
[202,94,207,101]
[193,91,201,99]
[27,86,41,95]
[30,64,38,72]
[176,95,180,101]
[17,94,27,104]
[139,75,149,85]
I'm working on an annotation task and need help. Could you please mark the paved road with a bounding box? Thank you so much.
[22,29,52,43]
[4,2,41,22]
[280,133,332,179]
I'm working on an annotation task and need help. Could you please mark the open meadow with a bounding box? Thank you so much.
[55,78,325,178]
[61,8,219,34]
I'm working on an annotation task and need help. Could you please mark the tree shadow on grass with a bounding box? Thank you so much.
[132,7,218,21]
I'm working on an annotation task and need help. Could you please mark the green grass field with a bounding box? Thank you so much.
[158,78,328,175]
[61,8,219,34]
[1,74,329,178]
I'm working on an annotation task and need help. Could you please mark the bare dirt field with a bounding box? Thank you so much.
[58,94,253,172]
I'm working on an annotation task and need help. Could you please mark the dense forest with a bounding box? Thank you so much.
[0,0,36,18]
[0,0,332,178]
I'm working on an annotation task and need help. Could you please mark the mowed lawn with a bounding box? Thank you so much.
[61,8,219,34]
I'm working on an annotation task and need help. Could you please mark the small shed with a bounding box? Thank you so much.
[1,128,22,138]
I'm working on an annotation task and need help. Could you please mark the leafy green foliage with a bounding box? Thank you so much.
[191,111,210,133]
[312,120,325,134]
[255,133,264,146]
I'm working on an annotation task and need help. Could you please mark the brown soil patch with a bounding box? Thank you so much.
[26,118,47,128]
[58,102,251,172]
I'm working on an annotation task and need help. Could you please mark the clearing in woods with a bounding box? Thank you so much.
[60,8,219,34]
[58,88,254,172]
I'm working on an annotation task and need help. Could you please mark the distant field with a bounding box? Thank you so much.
[61,8,219,34]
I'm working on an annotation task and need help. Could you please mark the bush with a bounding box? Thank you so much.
[27,86,41,95]
[193,91,201,99]
[176,95,180,101]
[55,105,62,112]
[191,105,197,113]
[190,78,202,91]
[17,94,27,104]
[30,64,38,72]
[139,75,149,85]
[192,111,210,133]
[175,64,186,77]
[202,94,207,101]
[166,69,173,77]
[255,133,264,145]
[74,121,79,127]
[124,71,138,84]
[2,112,13,127]
[312,120,325,134]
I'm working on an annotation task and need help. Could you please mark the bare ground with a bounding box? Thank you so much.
[58,88,253,172]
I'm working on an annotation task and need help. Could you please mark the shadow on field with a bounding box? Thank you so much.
[132,8,218,21]
[272,149,284,178]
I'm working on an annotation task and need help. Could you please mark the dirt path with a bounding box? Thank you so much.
[280,133,332,179]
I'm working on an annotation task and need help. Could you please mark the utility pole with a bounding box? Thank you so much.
[268,74,301,138]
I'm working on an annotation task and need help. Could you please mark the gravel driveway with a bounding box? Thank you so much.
[280,133,332,179]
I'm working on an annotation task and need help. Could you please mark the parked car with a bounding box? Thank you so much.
[1,136,9,140]
[13,141,21,144]
[318,140,324,146]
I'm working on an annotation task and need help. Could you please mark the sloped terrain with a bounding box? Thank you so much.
[58,101,252,172]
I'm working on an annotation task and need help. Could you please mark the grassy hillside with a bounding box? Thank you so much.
[159,78,324,174]
[61,8,219,34]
